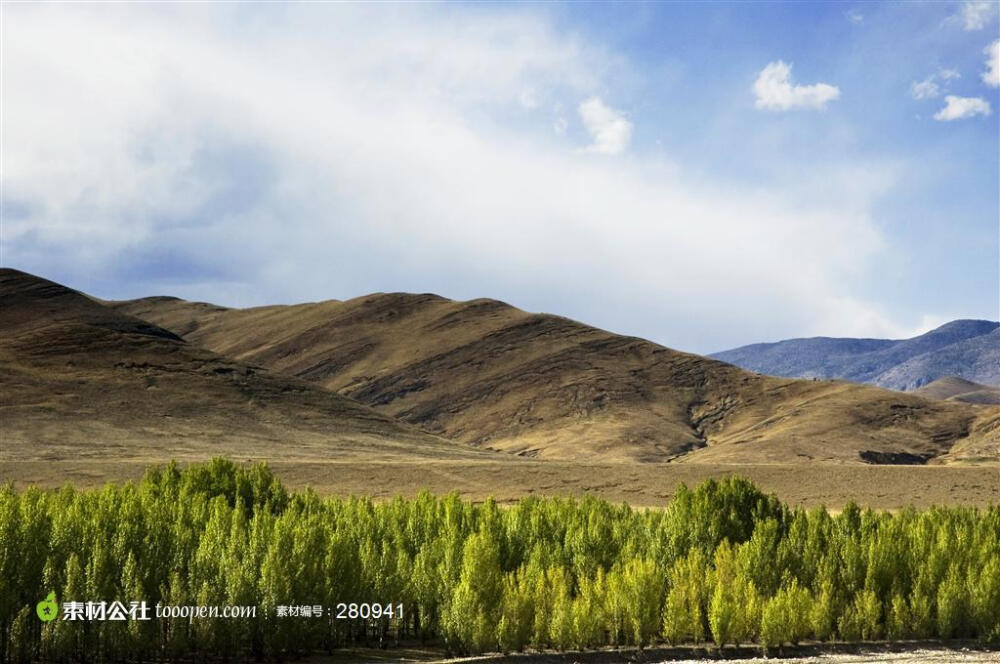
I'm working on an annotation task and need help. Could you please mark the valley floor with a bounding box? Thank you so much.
[3,459,999,509]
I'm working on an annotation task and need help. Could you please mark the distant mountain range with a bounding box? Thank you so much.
[711,320,999,391]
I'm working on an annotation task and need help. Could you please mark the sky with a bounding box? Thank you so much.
[2,1,998,353]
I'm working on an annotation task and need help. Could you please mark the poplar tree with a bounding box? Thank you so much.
[497,571,532,654]
[547,567,574,650]
[1,461,997,660]
[937,565,970,639]
[760,580,811,650]
[444,531,502,653]
[970,556,1000,640]
[662,549,708,644]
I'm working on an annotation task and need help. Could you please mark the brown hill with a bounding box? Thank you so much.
[0,269,489,463]
[112,292,1000,465]
[914,376,1000,406]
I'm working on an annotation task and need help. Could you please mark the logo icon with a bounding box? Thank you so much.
[36,592,58,622]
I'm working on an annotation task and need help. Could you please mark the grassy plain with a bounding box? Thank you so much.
[2,459,998,509]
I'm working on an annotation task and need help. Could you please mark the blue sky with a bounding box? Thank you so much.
[3,1,998,353]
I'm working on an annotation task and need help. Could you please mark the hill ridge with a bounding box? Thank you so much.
[0,268,490,463]
[112,288,1000,465]
[914,375,1000,406]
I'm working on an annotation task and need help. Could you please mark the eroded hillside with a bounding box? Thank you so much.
[113,290,1000,464]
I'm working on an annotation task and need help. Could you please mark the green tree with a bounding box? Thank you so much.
[571,569,606,650]
[497,572,532,654]
[444,531,503,653]
[809,578,838,642]
[620,558,663,648]
[0,462,996,660]
[760,580,811,650]
[970,556,1000,640]
[937,565,970,639]
[708,540,737,647]
[663,548,708,644]
[548,567,574,650]
[886,593,912,641]
[854,589,883,641]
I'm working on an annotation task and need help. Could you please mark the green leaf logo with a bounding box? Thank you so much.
[36,592,58,622]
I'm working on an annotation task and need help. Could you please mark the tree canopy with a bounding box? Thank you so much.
[1,460,997,661]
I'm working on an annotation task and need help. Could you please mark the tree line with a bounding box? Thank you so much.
[0,459,998,661]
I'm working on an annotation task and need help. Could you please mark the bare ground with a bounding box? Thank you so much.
[655,650,1000,663]
[302,644,1000,663]
[689,652,1000,663]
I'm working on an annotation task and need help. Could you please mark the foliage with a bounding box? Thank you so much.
[0,462,997,661]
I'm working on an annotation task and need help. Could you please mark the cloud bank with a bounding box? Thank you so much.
[5,5,916,351]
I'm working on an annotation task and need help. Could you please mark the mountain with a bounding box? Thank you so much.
[914,376,1000,406]
[710,320,999,390]
[876,328,1000,391]
[112,291,1000,465]
[0,269,487,463]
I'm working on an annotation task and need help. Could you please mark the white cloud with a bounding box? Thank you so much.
[933,95,992,120]
[910,78,940,100]
[753,61,840,111]
[845,9,864,24]
[983,40,1000,87]
[553,116,568,135]
[961,1,997,30]
[578,97,632,154]
[911,69,962,101]
[518,88,539,109]
[5,4,905,351]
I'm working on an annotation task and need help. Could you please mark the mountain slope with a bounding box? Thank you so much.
[113,292,1000,465]
[710,320,999,390]
[914,376,1000,406]
[876,328,1000,391]
[0,269,488,462]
